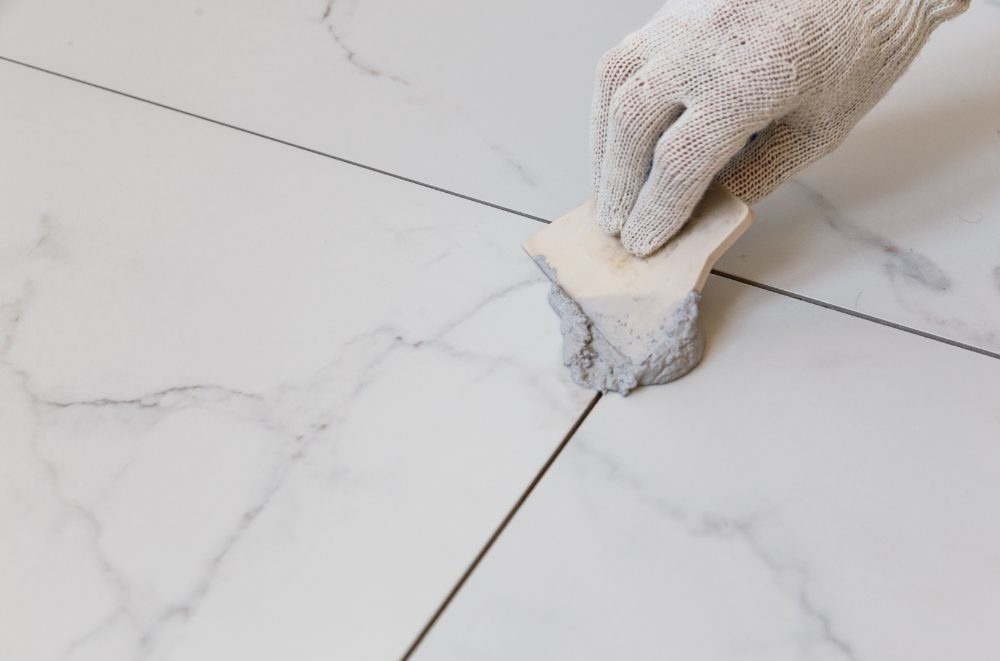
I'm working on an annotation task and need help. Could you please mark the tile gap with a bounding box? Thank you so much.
[711,270,1000,360]
[398,391,603,661]
[0,54,549,225]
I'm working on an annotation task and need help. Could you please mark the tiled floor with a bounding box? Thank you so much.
[0,3,998,660]
[414,276,1000,661]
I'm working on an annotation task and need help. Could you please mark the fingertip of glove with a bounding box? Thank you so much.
[620,230,659,258]
[595,205,624,237]
[621,217,679,258]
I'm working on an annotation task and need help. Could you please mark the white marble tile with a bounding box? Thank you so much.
[0,61,594,660]
[0,0,650,217]
[414,275,1000,661]
[0,0,997,354]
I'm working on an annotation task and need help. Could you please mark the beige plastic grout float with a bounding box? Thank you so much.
[523,185,752,395]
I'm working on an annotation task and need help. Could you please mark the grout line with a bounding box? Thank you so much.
[4,55,997,362]
[711,270,1000,360]
[0,54,549,225]
[398,391,603,661]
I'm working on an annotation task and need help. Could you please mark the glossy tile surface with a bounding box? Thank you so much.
[0,0,997,351]
[0,0,646,216]
[415,276,1000,661]
[0,61,593,660]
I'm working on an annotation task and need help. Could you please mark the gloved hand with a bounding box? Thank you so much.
[591,0,969,256]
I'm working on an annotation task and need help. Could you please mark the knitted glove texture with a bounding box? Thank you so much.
[591,0,970,256]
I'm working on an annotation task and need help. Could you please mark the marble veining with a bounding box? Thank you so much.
[321,0,411,86]
[313,0,544,190]
[414,276,1000,661]
[782,179,1000,351]
[0,61,592,660]
[2,277,568,658]
[573,440,861,661]
[9,330,458,656]
[790,181,952,294]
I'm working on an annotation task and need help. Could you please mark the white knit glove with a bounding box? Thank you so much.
[592,0,969,256]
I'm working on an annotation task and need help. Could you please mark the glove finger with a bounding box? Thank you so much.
[591,38,647,194]
[621,108,763,257]
[717,121,832,204]
[596,71,684,236]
